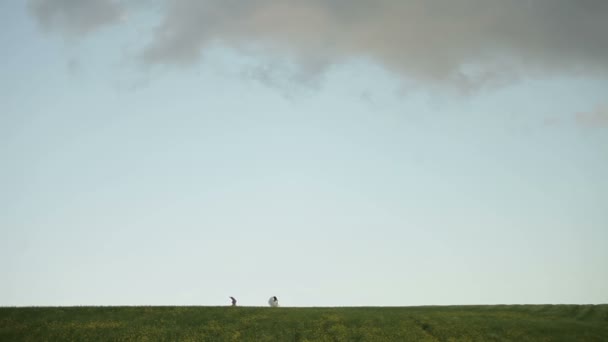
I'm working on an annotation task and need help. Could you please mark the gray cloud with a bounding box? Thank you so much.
[28,0,124,36]
[576,105,608,127]
[66,58,82,75]
[141,0,608,86]
[27,1,608,86]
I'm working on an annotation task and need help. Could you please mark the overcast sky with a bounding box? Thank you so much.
[1,0,607,307]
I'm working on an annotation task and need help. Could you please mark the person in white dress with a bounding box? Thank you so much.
[268,296,279,307]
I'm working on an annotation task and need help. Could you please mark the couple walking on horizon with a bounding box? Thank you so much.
[229,296,279,307]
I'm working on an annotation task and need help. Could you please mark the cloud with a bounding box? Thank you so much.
[140,0,608,86]
[27,1,608,87]
[576,105,608,127]
[28,0,124,36]
[66,58,82,75]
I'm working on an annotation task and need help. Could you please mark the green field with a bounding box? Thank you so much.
[1,305,606,341]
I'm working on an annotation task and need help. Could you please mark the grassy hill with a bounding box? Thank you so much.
[1,305,607,341]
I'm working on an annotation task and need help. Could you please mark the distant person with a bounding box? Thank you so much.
[268,296,279,307]
[230,297,237,306]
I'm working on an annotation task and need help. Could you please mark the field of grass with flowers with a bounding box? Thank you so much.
[1,304,607,341]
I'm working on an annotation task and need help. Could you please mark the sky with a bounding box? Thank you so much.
[1,0,607,307]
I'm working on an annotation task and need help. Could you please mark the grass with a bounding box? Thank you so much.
[1,305,607,341]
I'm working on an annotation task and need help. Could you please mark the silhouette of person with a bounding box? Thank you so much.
[230,297,237,306]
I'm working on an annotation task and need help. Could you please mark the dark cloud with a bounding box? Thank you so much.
[28,0,124,36]
[142,0,608,86]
